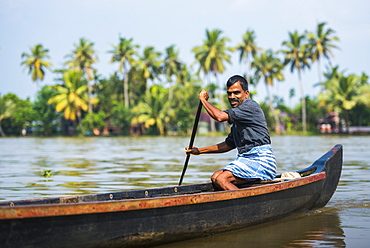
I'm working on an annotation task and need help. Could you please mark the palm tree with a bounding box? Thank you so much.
[281,31,311,132]
[318,69,369,133]
[252,50,285,134]
[162,45,184,103]
[0,94,16,137]
[21,44,52,89]
[192,29,233,132]
[108,37,139,108]
[131,84,170,135]
[308,22,340,83]
[162,45,183,84]
[48,70,91,128]
[172,67,203,134]
[236,29,262,82]
[192,29,233,84]
[65,38,98,113]
[136,46,162,90]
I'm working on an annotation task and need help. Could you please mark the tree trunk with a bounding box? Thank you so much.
[0,121,6,137]
[205,74,216,133]
[123,66,129,109]
[246,54,251,83]
[87,80,92,113]
[298,71,307,132]
[77,110,83,134]
[317,58,322,84]
[216,74,228,133]
[344,109,350,133]
[265,84,282,135]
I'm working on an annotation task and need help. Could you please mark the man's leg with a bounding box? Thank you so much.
[211,170,224,190]
[212,170,253,191]
[211,170,240,190]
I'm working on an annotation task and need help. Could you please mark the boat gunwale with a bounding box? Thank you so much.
[0,171,326,220]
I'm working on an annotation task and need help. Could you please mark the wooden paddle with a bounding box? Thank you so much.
[178,101,203,186]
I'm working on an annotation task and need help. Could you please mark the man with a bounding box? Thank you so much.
[186,75,276,191]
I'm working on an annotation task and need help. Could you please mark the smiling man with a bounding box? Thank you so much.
[186,75,276,190]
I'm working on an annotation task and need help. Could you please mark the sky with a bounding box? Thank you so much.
[1,0,369,107]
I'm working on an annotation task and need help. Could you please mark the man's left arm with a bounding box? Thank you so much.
[186,141,234,155]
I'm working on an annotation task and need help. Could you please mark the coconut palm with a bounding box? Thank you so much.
[281,31,311,132]
[48,70,91,127]
[131,84,170,135]
[162,45,183,84]
[318,69,369,133]
[236,29,262,82]
[0,94,16,137]
[172,67,203,134]
[252,50,285,134]
[108,37,139,108]
[192,29,233,132]
[308,22,340,83]
[33,86,60,136]
[192,29,233,84]
[162,44,185,104]
[65,38,98,113]
[136,46,162,90]
[21,44,52,89]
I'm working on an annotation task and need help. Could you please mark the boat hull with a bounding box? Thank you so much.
[0,145,343,248]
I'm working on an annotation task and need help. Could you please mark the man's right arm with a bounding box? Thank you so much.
[199,89,229,122]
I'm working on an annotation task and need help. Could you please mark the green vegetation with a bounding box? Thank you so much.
[1,22,369,137]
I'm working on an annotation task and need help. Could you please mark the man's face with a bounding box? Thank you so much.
[227,81,249,108]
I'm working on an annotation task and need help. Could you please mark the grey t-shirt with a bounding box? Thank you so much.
[224,98,271,154]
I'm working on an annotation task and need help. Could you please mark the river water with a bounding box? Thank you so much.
[0,136,369,247]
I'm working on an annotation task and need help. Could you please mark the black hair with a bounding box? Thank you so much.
[226,75,249,91]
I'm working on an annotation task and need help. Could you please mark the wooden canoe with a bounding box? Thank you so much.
[0,144,343,248]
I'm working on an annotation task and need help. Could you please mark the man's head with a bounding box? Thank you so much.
[226,75,250,108]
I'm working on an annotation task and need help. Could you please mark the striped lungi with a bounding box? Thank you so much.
[223,144,276,181]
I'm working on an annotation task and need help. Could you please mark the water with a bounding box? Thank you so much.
[0,135,369,247]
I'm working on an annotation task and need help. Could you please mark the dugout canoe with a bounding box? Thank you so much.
[0,144,343,248]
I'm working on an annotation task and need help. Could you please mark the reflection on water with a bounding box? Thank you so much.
[1,135,370,247]
[155,209,346,248]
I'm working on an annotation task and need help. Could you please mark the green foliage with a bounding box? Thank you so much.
[42,169,52,177]
[32,86,60,136]
[281,30,312,132]
[192,29,233,76]
[0,93,35,136]
[81,111,106,135]
[252,49,285,133]
[65,38,97,80]
[135,46,162,88]
[290,96,326,132]
[236,29,261,82]
[318,67,369,132]
[65,38,98,113]
[163,45,184,83]
[108,37,139,108]
[10,24,369,137]
[171,72,202,134]
[97,73,124,113]
[259,101,274,131]
[349,104,370,126]
[48,69,89,123]
[21,44,52,84]
[131,85,169,135]
[307,22,339,61]
[111,104,132,135]
[0,94,17,136]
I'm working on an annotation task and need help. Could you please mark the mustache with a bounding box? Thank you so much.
[229,99,238,103]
